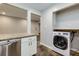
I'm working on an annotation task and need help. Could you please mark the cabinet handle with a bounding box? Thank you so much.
[28,42,32,46]
[29,42,30,46]
[31,41,32,45]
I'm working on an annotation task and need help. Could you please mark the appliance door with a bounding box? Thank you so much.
[53,35,68,50]
[8,39,21,56]
[0,41,8,56]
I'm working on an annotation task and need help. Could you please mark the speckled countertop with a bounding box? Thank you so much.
[0,33,39,41]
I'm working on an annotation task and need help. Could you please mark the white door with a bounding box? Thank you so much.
[21,38,30,56]
[21,36,37,56]
[30,36,37,55]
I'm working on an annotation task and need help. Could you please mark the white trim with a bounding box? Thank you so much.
[71,48,78,51]
[40,42,53,50]
[53,4,76,13]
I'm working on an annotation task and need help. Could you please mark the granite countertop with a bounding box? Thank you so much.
[0,33,39,41]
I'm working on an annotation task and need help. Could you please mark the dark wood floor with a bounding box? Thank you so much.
[70,50,79,56]
[34,44,61,56]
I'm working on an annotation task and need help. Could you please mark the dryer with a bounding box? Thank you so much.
[53,31,70,56]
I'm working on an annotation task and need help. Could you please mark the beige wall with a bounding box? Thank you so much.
[0,15,27,34]
[31,21,40,34]
[0,3,27,19]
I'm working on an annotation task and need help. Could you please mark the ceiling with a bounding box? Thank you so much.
[9,3,55,12]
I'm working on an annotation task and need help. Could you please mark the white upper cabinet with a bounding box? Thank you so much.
[54,4,79,29]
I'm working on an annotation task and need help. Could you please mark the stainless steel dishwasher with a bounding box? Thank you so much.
[0,39,21,56]
[8,39,21,56]
[0,41,8,56]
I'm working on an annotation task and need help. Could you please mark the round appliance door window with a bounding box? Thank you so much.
[53,35,68,50]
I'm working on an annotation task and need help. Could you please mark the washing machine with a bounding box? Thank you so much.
[53,31,70,56]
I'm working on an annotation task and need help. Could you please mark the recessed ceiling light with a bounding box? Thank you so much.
[2,12,6,15]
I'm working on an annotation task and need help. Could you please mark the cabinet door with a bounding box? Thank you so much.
[30,36,37,55]
[21,36,37,56]
[21,38,30,56]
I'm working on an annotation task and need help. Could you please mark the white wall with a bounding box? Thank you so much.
[40,3,76,50]
[55,4,79,29]
[40,8,53,48]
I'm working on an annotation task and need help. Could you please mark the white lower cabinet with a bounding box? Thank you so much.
[21,36,37,56]
[29,36,37,55]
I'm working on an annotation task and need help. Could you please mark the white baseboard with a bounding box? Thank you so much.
[40,42,53,50]
[71,48,78,51]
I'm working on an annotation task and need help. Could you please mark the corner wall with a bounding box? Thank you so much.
[40,3,76,50]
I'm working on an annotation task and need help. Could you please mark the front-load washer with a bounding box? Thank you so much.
[53,31,70,56]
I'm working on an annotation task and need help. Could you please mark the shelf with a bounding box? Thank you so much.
[53,29,79,32]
